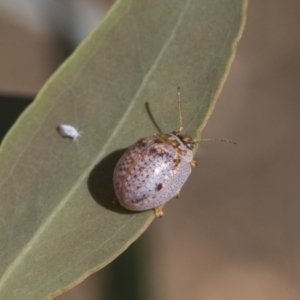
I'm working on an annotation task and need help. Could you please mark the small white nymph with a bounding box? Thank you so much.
[58,124,82,141]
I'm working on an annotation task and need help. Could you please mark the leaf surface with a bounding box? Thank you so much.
[0,0,247,299]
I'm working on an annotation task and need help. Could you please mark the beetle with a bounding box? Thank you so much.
[113,86,197,217]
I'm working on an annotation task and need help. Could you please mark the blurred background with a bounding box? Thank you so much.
[1,0,300,299]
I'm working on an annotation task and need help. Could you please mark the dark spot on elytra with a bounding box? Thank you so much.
[156,183,163,191]
[149,148,158,155]
[132,198,143,203]
[157,152,165,157]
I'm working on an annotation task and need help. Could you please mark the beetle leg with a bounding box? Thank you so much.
[154,206,164,218]
[112,197,118,205]
[190,160,197,168]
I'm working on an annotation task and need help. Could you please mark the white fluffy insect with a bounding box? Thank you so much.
[58,124,82,141]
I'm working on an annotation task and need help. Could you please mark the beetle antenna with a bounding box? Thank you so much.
[194,138,237,145]
[177,86,183,132]
[145,101,163,134]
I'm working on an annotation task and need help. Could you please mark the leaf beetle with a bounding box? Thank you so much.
[113,86,197,217]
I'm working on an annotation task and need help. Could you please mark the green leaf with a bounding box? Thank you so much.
[0,0,247,299]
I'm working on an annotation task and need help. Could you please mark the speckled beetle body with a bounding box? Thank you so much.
[113,87,197,217]
[113,132,196,215]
